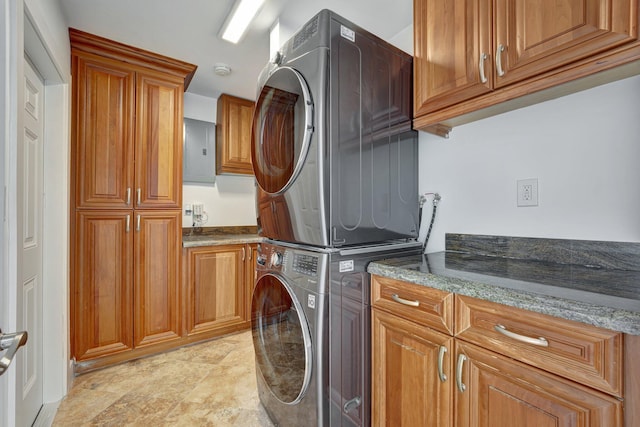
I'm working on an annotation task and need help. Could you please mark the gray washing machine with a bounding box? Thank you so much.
[251,240,421,427]
[252,9,418,248]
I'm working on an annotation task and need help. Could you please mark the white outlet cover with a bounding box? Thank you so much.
[517,178,538,207]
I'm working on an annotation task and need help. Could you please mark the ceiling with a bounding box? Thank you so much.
[59,0,413,101]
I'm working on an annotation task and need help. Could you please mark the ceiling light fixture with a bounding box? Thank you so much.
[220,0,265,44]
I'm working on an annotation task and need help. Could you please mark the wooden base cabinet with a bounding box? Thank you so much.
[184,245,248,337]
[133,211,182,348]
[73,211,133,361]
[371,275,631,427]
[455,341,622,427]
[73,210,181,362]
[184,243,257,341]
[372,308,453,427]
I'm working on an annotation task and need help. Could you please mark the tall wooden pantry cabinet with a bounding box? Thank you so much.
[69,28,196,371]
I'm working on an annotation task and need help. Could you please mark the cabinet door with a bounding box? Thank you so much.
[455,341,622,427]
[135,71,184,209]
[245,243,258,322]
[216,94,254,175]
[414,0,493,115]
[185,245,247,336]
[133,210,181,347]
[73,211,133,360]
[372,308,453,427]
[73,54,135,209]
[494,0,638,88]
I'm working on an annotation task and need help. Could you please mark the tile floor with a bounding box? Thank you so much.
[53,331,274,426]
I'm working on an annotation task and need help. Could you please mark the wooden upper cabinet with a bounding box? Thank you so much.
[70,28,196,209]
[494,0,638,88]
[413,0,493,116]
[135,71,184,209]
[413,0,640,130]
[216,94,255,175]
[73,54,135,209]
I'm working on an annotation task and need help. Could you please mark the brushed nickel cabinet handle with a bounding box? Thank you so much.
[496,44,505,77]
[136,188,141,206]
[126,215,130,233]
[391,294,420,307]
[437,345,448,382]
[479,53,488,83]
[136,215,141,232]
[494,324,549,347]
[456,353,467,392]
[126,188,131,205]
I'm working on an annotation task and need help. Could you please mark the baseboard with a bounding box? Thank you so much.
[33,401,60,427]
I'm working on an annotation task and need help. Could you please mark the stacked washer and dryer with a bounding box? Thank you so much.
[250,10,420,427]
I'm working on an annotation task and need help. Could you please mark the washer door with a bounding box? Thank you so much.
[252,66,313,194]
[251,273,313,404]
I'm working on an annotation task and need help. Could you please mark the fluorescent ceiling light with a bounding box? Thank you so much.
[221,0,265,44]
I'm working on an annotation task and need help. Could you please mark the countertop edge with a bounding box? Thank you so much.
[182,235,264,248]
[368,262,640,335]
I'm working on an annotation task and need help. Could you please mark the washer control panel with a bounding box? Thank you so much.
[292,253,319,276]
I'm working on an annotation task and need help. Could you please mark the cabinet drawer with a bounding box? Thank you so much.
[371,275,453,335]
[455,295,623,396]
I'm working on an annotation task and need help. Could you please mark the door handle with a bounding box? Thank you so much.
[343,396,361,413]
[0,329,28,376]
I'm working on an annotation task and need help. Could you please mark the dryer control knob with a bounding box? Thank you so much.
[271,252,283,267]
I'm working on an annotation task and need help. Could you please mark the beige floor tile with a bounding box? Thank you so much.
[52,331,274,427]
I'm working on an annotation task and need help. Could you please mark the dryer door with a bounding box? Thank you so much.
[251,273,313,404]
[252,67,313,194]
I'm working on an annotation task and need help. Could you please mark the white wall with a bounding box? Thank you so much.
[419,74,640,252]
[182,92,257,228]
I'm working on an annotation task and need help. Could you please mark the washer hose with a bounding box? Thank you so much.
[420,193,441,254]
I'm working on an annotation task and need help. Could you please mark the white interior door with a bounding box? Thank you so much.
[16,56,44,427]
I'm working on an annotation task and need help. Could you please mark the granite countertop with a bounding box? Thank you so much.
[182,226,263,248]
[368,234,640,335]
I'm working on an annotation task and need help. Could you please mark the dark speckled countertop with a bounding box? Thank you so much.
[182,226,263,248]
[368,234,640,335]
